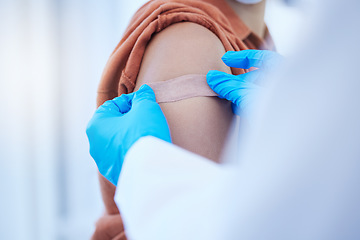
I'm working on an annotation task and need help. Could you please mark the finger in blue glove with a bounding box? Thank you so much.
[86,84,171,185]
[207,70,261,116]
[207,50,282,117]
[221,49,283,70]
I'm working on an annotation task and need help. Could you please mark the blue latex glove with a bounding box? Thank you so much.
[207,50,282,116]
[86,84,171,185]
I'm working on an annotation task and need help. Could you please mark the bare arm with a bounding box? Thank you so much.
[134,22,234,162]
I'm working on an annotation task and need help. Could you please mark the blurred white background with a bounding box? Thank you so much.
[0,0,309,239]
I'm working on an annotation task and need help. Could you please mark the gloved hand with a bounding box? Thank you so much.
[86,85,171,185]
[207,50,282,116]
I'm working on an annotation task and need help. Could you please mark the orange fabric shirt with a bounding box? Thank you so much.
[97,0,274,107]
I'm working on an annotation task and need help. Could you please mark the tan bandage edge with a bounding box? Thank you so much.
[145,74,218,103]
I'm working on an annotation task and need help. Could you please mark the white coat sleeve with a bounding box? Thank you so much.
[114,1,360,239]
[114,136,229,240]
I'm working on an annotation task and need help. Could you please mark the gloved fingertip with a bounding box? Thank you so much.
[221,50,238,60]
[134,84,156,102]
[222,51,246,68]
[206,70,222,80]
[138,84,154,93]
[207,70,234,83]
[222,51,236,59]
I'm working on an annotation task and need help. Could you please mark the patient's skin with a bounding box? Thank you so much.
[99,174,120,214]
[135,22,234,162]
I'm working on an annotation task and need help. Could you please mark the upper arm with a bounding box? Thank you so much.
[135,22,231,84]
[135,22,234,162]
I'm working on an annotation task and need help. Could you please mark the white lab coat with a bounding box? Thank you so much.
[115,0,360,239]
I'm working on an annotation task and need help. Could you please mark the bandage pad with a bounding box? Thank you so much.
[145,74,218,103]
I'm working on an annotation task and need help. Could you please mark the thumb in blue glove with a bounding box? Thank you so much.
[86,84,171,185]
[207,50,283,117]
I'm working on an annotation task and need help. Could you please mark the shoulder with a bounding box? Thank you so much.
[135,22,231,89]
